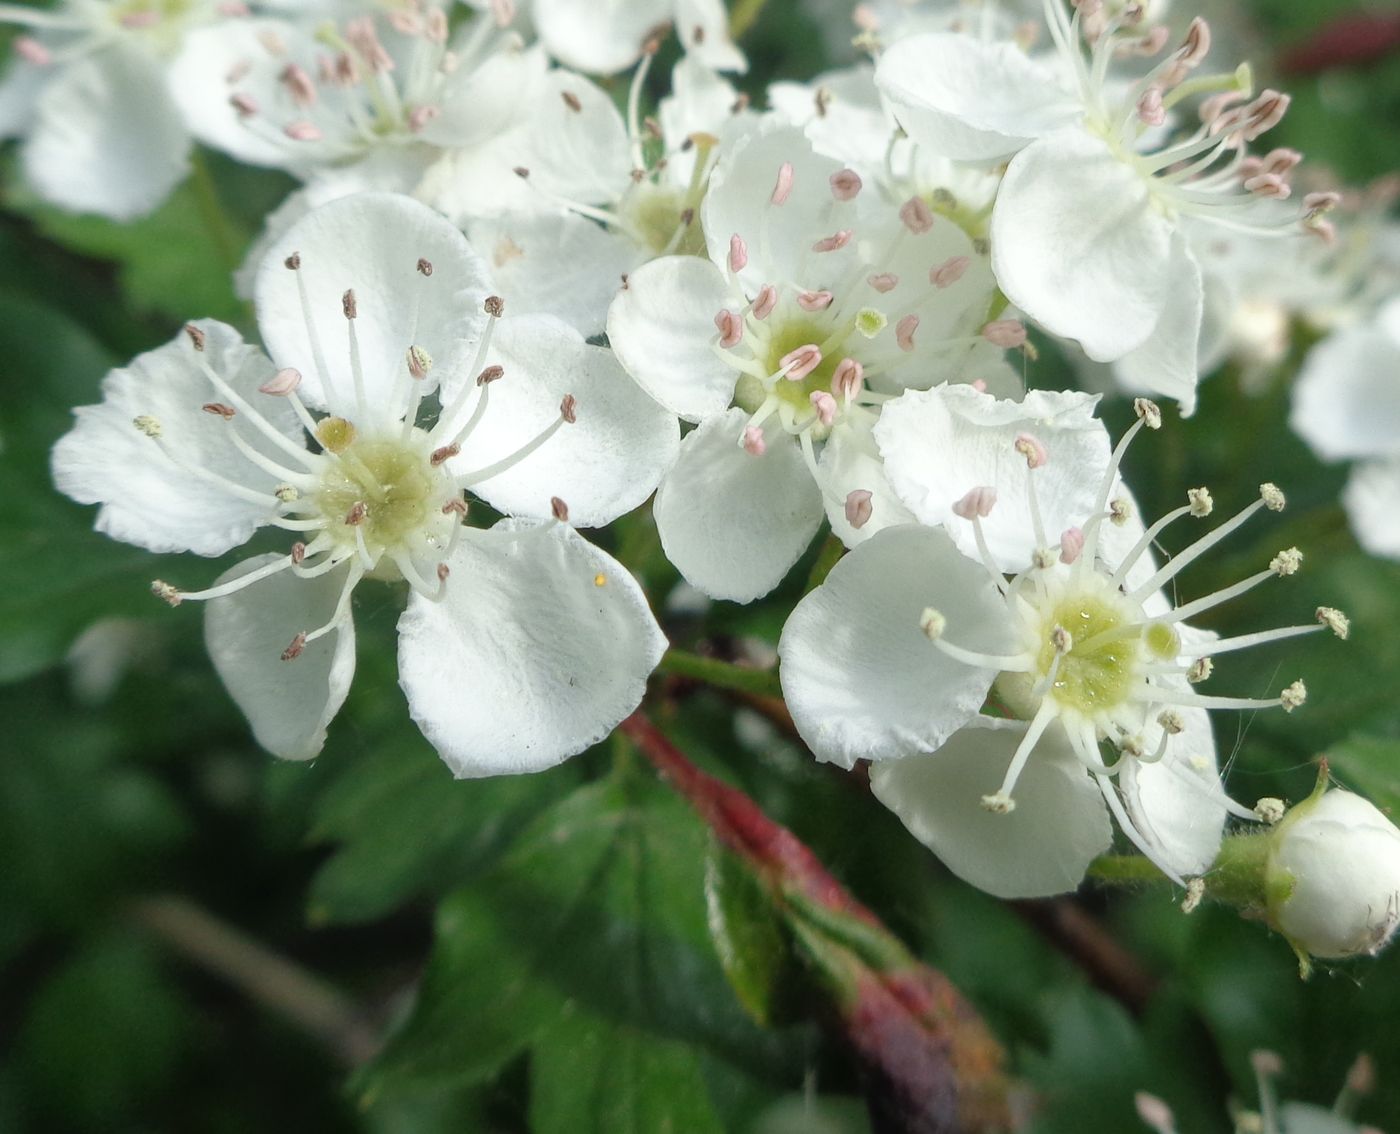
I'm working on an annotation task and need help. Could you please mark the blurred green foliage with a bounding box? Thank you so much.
[1,1,1399,1132]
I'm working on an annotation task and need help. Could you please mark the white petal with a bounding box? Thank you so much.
[454,315,679,527]
[169,19,310,169]
[23,45,188,219]
[778,524,1012,768]
[253,192,491,414]
[418,44,546,148]
[467,211,640,338]
[1110,235,1205,416]
[769,65,891,170]
[1344,457,1400,561]
[532,0,671,74]
[523,70,633,203]
[870,717,1112,899]
[817,420,914,548]
[991,129,1174,360]
[874,385,1110,572]
[415,125,545,222]
[51,322,300,556]
[653,409,824,603]
[876,34,1076,162]
[673,0,747,72]
[0,56,47,140]
[205,555,357,761]
[606,255,738,421]
[701,124,844,290]
[1290,322,1400,462]
[397,520,666,776]
[1119,681,1226,879]
[660,56,741,149]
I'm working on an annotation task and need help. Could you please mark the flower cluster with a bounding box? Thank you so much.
[23,0,1392,946]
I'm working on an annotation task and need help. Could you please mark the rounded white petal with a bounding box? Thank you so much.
[51,322,299,556]
[532,0,671,74]
[876,34,1076,162]
[467,211,640,338]
[817,420,915,548]
[205,555,358,761]
[24,45,188,219]
[1344,457,1400,561]
[454,315,679,526]
[397,520,667,776]
[702,124,844,290]
[169,19,311,169]
[871,716,1112,898]
[254,192,491,413]
[769,65,890,170]
[1119,699,1226,879]
[873,385,1110,572]
[991,129,1174,360]
[653,409,823,603]
[523,70,633,203]
[1110,235,1204,416]
[674,0,746,72]
[778,524,1012,768]
[418,44,546,149]
[606,255,738,421]
[1291,322,1400,462]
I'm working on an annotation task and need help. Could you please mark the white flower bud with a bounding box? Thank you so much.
[1266,790,1400,961]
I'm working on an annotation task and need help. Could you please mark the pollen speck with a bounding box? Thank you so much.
[593,573,607,587]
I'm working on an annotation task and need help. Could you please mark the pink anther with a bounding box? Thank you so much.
[1059,526,1085,565]
[867,273,898,293]
[845,489,873,530]
[810,391,837,426]
[771,161,794,206]
[812,229,852,253]
[899,196,934,234]
[952,486,997,520]
[830,169,863,201]
[1014,431,1048,469]
[895,314,919,352]
[728,233,748,273]
[780,344,823,381]
[714,309,744,348]
[797,290,833,311]
[751,285,778,320]
[831,357,863,400]
[742,426,767,456]
[929,256,970,289]
[982,319,1027,348]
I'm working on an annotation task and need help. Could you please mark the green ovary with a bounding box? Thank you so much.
[624,185,708,257]
[733,318,844,417]
[316,438,439,555]
[1037,594,1144,715]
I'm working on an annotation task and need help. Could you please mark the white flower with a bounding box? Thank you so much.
[779,397,1344,897]
[608,124,1009,602]
[1290,296,1400,560]
[51,192,672,772]
[0,0,230,217]
[876,2,1325,412]
[1266,788,1400,962]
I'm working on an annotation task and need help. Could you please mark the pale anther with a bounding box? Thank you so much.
[407,345,432,379]
[952,486,997,519]
[1181,880,1205,915]
[1109,498,1132,525]
[1134,398,1162,429]
[1260,482,1286,511]
[1014,431,1048,469]
[980,792,1015,814]
[1188,657,1213,684]
[770,161,794,205]
[728,233,747,273]
[1270,547,1302,576]
[919,607,946,640]
[133,415,163,438]
[1187,487,1213,517]
[151,580,182,607]
[1157,709,1185,735]
[830,169,862,201]
[274,484,299,502]
[1255,797,1286,824]
[1316,606,1350,639]
[260,367,302,396]
[1280,680,1307,712]
[1050,625,1073,654]
[1059,526,1085,564]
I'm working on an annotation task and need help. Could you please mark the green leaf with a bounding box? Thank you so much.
[307,735,582,926]
[1322,735,1400,814]
[529,1004,726,1134]
[15,932,193,1128]
[703,841,795,1026]
[361,775,791,1102]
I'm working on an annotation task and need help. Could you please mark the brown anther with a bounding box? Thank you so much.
[284,251,301,270]
[630,168,646,183]
[513,165,530,179]
[341,288,357,319]
[202,402,237,420]
[344,501,367,526]
[620,274,630,290]
[561,90,582,112]
[442,497,468,516]
[416,257,433,276]
[814,86,832,118]
[730,93,750,114]
[643,116,662,140]
[550,496,569,522]
[680,136,695,153]
[184,323,207,351]
[290,541,307,565]
[430,443,460,466]
[691,22,704,44]
[484,295,505,318]
[436,563,450,583]
[476,364,505,386]
[560,394,578,423]
[679,207,695,226]
[281,632,307,661]
[643,21,671,51]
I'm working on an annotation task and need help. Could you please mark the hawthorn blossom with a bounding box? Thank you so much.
[876,1,1329,412]
[608,124,1012,602]
[779,396,1345,897]
[1290,295,1400,560]
[51,192,673,773]
[0,0,234,217]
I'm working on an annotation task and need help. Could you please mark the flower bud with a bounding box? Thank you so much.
[1265,788,1400,964]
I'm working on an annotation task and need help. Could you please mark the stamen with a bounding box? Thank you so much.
[845,489,873,529]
